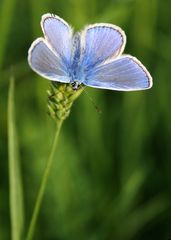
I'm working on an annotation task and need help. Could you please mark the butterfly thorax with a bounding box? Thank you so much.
[70,32,85,89]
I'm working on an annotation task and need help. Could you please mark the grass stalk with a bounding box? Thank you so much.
[8,77,24,240]
[26,120,63,240]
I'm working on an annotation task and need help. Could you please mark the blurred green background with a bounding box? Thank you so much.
[1,0,171,239]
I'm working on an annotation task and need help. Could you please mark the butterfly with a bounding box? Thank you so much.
[28,13,153,91]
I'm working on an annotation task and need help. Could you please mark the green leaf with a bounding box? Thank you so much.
[8,76,24,240]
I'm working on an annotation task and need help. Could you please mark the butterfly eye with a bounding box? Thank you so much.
[71,81,81,90]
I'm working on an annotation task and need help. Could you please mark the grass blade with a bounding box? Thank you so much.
[8,76,24,240]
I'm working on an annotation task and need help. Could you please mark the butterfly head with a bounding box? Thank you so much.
[71,81,82,90]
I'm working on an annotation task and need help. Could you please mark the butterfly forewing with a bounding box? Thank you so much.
[28,38,70,82]
[84,55,152,91]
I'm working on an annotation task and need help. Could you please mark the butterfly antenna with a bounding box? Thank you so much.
[82,88,102,114]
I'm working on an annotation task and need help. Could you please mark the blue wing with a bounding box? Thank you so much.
[28,38,70,83]
[84,55,153,91]
[81,24,126,69]
[41,13,73,66]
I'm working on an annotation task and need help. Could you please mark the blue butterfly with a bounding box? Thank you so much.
[28,13,153,91]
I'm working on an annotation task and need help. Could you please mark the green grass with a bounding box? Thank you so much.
[0,0,171,239]
[8,77,24,240]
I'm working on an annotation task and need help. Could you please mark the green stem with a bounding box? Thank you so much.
[26,120,63,240]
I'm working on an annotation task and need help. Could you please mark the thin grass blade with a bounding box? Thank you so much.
[8,77,24,240]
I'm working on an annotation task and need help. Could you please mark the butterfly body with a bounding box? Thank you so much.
[28,14,152,91]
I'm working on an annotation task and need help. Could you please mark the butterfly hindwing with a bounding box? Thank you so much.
[41,13,73,66]
[81,24,126,69]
